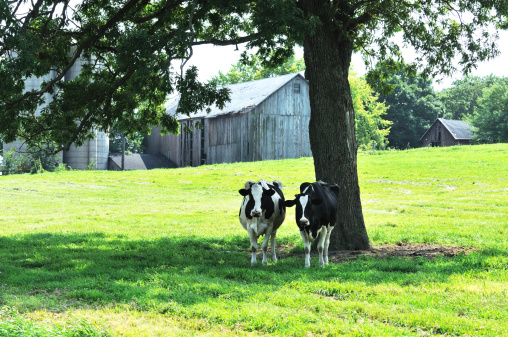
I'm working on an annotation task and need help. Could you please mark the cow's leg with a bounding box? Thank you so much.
[247,226,258,266]
[324,226,333,265]
[261,225,274,265]
[317,227,328,267]
[300,231,312,268]
[270,230,277,262]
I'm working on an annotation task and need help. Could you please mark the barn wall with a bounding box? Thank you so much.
[145,125,180,166]
[248,77,311,161]
[205,114,247,165]
[145,75,312,167]
[145,120,205,167]
[180,119,204,167]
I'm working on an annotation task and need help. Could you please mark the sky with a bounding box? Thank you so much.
[183,30,508,92]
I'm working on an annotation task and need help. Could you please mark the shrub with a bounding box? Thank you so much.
[0,147,61,175]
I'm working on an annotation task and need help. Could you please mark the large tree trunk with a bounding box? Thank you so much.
[302,3,370,250]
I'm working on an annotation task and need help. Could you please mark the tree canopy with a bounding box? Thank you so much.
[368,65,443,149]
[346,71,392,150]
[0,0,253,151]
[468,78,508,142]
[439,75,504,120]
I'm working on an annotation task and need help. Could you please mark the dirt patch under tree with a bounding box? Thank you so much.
[278,243,474,263]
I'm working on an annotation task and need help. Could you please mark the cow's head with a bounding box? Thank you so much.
[239,180,276,218]
[284,184,323,238]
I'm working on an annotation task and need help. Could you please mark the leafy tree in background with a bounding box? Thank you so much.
[210,55,305,85]
[468,79,508,142]
[369,67,443,149]
[440,75,502,120]
[348,71,392,150]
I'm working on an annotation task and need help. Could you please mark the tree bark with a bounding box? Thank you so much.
[301,1,370,250]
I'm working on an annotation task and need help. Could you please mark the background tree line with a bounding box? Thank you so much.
[363,63,508,148]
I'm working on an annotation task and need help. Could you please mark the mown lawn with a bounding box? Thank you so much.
[0,144,507,336]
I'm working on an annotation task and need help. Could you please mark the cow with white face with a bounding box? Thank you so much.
[284,181,340,267]
[239,179,285,266]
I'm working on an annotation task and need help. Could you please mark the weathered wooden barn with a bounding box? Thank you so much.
[420,118,474,147]
[145,73,311,167]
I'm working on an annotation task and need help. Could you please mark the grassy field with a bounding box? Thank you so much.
[0,144,507,336]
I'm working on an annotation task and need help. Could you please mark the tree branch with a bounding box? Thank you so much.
[5,0,147,107]
[192,33,262,46]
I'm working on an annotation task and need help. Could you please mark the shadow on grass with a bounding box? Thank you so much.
[0,232,504,313]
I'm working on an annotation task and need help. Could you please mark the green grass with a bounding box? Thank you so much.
[0,144,507,336]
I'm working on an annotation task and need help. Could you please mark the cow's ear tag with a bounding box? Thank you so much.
[239,189,249,196]
[311,198,323,205]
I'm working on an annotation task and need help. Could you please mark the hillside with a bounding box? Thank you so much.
[0,144,507,336]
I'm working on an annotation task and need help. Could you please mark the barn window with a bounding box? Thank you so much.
[293,82,301,93]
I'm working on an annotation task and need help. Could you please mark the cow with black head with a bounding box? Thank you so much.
[284,181,340,267]
[239,179,286,266]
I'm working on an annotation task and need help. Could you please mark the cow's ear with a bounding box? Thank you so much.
[300,182,311,193]
[264,189,276,196]
[284,199,296,207]
[244,180,256,190]
[311,198,323,205]
[239,189,249,196]
[330,185,340,196]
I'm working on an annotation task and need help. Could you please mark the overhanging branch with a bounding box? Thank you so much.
[192,33,262,46]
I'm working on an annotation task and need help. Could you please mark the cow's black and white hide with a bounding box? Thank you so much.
[284,181,339,267]
[239,179,286,266]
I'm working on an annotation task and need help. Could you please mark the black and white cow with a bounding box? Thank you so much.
[239,179,286,266]
[284,181,339,267]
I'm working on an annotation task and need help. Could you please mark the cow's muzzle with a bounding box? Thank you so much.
[251,211,262,217]
[299,219,309,227]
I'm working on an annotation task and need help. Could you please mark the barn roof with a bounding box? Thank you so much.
[420,118,474,140]
[165,72,306,120]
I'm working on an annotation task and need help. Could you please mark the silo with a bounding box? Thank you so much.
[62,51,109,170]
[63,130,109,170]
[3,50,109,170]
[2,70,64,164]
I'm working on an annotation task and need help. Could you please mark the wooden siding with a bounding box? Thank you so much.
[247,77,311,161]
[145,125,180,166]
[145,76,312,167]
[205,114,248,165]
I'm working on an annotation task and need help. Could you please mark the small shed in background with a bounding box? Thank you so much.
[420,118,474,147]
[145,73,312,167]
